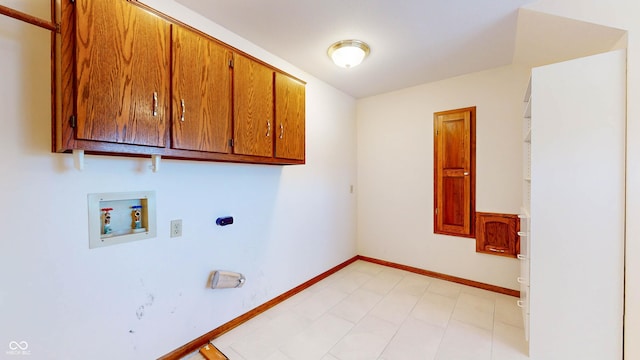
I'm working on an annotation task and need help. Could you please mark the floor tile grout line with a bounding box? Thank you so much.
[205,261,525,360]
[325,267,404,360]
[432,279,461,360]
[372,270,411,359]
[375,273,435,360]
[491,306,498,360]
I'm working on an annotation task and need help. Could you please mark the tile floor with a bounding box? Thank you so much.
[186,260,528,360]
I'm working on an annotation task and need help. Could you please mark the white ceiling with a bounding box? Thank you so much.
[175,0,626,99]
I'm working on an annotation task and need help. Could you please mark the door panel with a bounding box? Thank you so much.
[434,107,475,237]
[172,26,232,153]
[233,54,274,157]
[275,73,305,160]
[475,212,519,257]
[75,0,170,147]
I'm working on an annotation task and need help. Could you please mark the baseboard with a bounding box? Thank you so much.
[157,256,359,360]
[355,255,520,297]
[158,255,519,359]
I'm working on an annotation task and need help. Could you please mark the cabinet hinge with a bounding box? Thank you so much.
[228,59,234,68]
[69,115,76,128]
[228,139,234,147]
[435,208,438,215]
[436,129,439,136]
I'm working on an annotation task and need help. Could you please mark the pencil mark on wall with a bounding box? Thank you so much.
[146,293,154,306]
[135,293,156,320]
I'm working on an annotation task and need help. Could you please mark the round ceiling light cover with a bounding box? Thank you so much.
[327,39,370,68]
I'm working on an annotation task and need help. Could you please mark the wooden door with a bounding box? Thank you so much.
[275,73,305,160]
[171,26,232,153]
[475,212,519,257]
[232,54,274,157]
[75,0,170,147]
[434,107,475,237]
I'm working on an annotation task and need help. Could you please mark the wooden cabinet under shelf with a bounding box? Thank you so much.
[56,0,305,165]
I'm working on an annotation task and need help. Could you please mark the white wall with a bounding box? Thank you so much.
[357,64,530,290]
[528,50,625,359]
[522,1,640,358]
[0,1,357,359]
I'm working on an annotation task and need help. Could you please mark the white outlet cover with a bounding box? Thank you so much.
[170,220,182,237]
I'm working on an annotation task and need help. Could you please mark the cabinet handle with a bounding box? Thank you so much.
[517,231,528,237]
[180,99,185,122]
[488,248,505,253]
[153,92,158,117]
[517,300,525,308]
[517,277,527,284]
[464,172,469,176]
[279,123,284,139]
[517,254,527,260]
[266,121,271,137]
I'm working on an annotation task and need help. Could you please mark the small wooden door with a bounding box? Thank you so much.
[434,107,476,237]
[232,54,274,157]
[475,212,519,257]
[171,26,232,153]
[275,73,305,160]
[75,0,170,147]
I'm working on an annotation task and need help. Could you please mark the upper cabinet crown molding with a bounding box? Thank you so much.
[55,0,305,166]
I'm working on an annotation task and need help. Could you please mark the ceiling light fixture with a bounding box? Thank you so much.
[327,40,370,69]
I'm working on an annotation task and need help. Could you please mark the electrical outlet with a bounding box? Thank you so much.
[170,219,182,238]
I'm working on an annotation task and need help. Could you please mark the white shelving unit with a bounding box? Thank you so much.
[517,78,532,341]
[520,50,625,359]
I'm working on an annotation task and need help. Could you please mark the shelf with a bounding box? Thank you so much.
[523,77,532,102]
[524,99,532,119]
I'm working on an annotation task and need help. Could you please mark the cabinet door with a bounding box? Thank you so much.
[434,107,476,237]
[75,0,170,147]
[233,54,274,157]
[275,73,305,160]
[172,26,232,153]
[475,212,519,257]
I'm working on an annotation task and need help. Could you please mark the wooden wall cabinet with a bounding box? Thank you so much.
[475,212,519,258]
[232,54,275,158]
[275,73,306,161]
[433,107,476,238]
[56,0,305,166]
[74,0,170,147]
[171,26,232,154]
